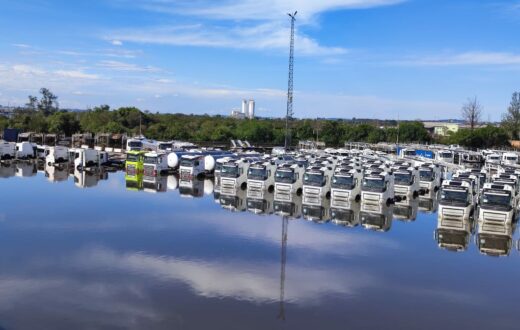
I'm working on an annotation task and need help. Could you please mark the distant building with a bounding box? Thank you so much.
[0,106,14,119]
[231,99,255,119]
[422,121,460,136]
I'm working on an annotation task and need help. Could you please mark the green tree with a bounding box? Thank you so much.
[37,88,59,115]
[501,92,520,140]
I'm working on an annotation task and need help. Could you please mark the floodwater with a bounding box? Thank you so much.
[1,164,520,330]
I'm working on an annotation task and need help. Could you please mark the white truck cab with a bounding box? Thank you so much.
[220,158,250,193]
[418,163,442,194]
[491,174,519,197]
[46,146,69,166]
[502,152,518,166]
[143,152,169,178]
[360,201,393,232]
[247,160,277,192]
[438,180,476,221]
[478,183,516,230]
[331,168,363,205]
[436,150,454,164]
[361,170,395,205]
[392,166,420,200]
[302,165,334,201]
[274,163,305,196]
[486,153,501,165]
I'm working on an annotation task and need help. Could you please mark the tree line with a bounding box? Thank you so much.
[0,88,518,149]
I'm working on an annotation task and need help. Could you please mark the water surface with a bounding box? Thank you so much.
[1,167,519,330]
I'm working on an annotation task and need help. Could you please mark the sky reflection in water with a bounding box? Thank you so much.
[0,169,520,330]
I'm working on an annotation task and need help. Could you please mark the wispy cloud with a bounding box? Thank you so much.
[130,0,406,21]
[55,70,100,80]
[108,22,347,56]
[396,51,520,66]
[97,60,160,72]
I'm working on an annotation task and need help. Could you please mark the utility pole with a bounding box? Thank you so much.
[278,215,289,321]
[284,11,297,151]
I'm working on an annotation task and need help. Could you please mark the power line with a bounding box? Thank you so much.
[284,11,297,151]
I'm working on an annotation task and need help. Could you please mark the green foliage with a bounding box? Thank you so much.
[443,125,509,149]
[501,92,520,140]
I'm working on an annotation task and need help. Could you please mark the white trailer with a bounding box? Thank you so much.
[74,149,101,171]
[502,152,519,166]
[45,146,69,166]
[15,142,35,160]
[0,141,16,160]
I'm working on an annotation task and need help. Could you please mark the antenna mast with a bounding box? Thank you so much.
[284,11,297,151]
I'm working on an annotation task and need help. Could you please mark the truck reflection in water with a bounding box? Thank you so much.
[143,175,168,193]
[246,189,274,215]
[219,186,247,212]
[330,201,361,227]
[273,191,302,219]
[393,197,419,222]
[302,197,330,224]
[45,164,69,183]
[360,202,393,232]
[75,169,107,188]
[0,162,16,178]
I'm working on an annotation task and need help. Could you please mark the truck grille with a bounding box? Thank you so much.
[143,165,155,177]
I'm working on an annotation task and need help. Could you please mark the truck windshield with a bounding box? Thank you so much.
[158,143,171,150]
[395,173,413,185]
[126,153,140,162]
[275,170,295,183]
[481,192,511,207]
[248,167,267,180]
[441,189,468,204]
[440,153,452,158]
[404,151,415,156]
[362,178,385,192]
[180,159,196,168]
[144,156,158,164]
[331,175,354,189]
[304,172,326,187]
[419,170,434,182]
[506,157,517,161]
[221,165,239,178]
[129,141,142,148]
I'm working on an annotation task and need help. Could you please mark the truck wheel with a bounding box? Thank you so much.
[325,191,331,200]
[355,194,361,202]
[268,185,274,193]
[386,198,393,206]
[197,173,205,179]
[240,182,247,190]
[413,191,419,199]
[296,188,302,196]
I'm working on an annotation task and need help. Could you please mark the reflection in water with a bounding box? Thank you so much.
[273,192,302,219]
[418,190,440,213]
[393,198,419,222]
[476,219,515,257]
[74,169,106,188]
[0,168,519,328]
[0,162,16,178]
[331,201,361,227]
[219,187,247,212]
[16,162,37,177]
[247,189,274,215]
[45,164,69,183]
[360,202,393,232]
[302,197,330,224]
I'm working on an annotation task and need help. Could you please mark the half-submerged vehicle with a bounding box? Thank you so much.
[302,165,334,201]
[478,183,516,230]
[220,158,250,193]
[438,180,476,221]
[247,160,277,192]
[125,150,146,177]
[330,167,363,205]
[274,163,305,196]
[393,166,420,200]
[45,146,69,166]
[361,170,394,205]
[143,152,169,178]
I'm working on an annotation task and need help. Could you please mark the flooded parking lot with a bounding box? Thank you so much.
[1,166,520,329]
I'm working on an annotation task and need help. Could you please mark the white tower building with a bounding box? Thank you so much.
[241,99,248,114]
[248,99,255,119]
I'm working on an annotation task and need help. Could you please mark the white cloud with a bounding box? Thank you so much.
[134,0,405,21]
[109,22,347,56]
[12,43,31,48]
[97,60,159,72]
[55,70,100,80]
[12,64,46,75]
[396,51,520,66]
[111,39,123,46]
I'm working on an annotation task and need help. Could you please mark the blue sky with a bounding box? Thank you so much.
[0,0,519,120]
